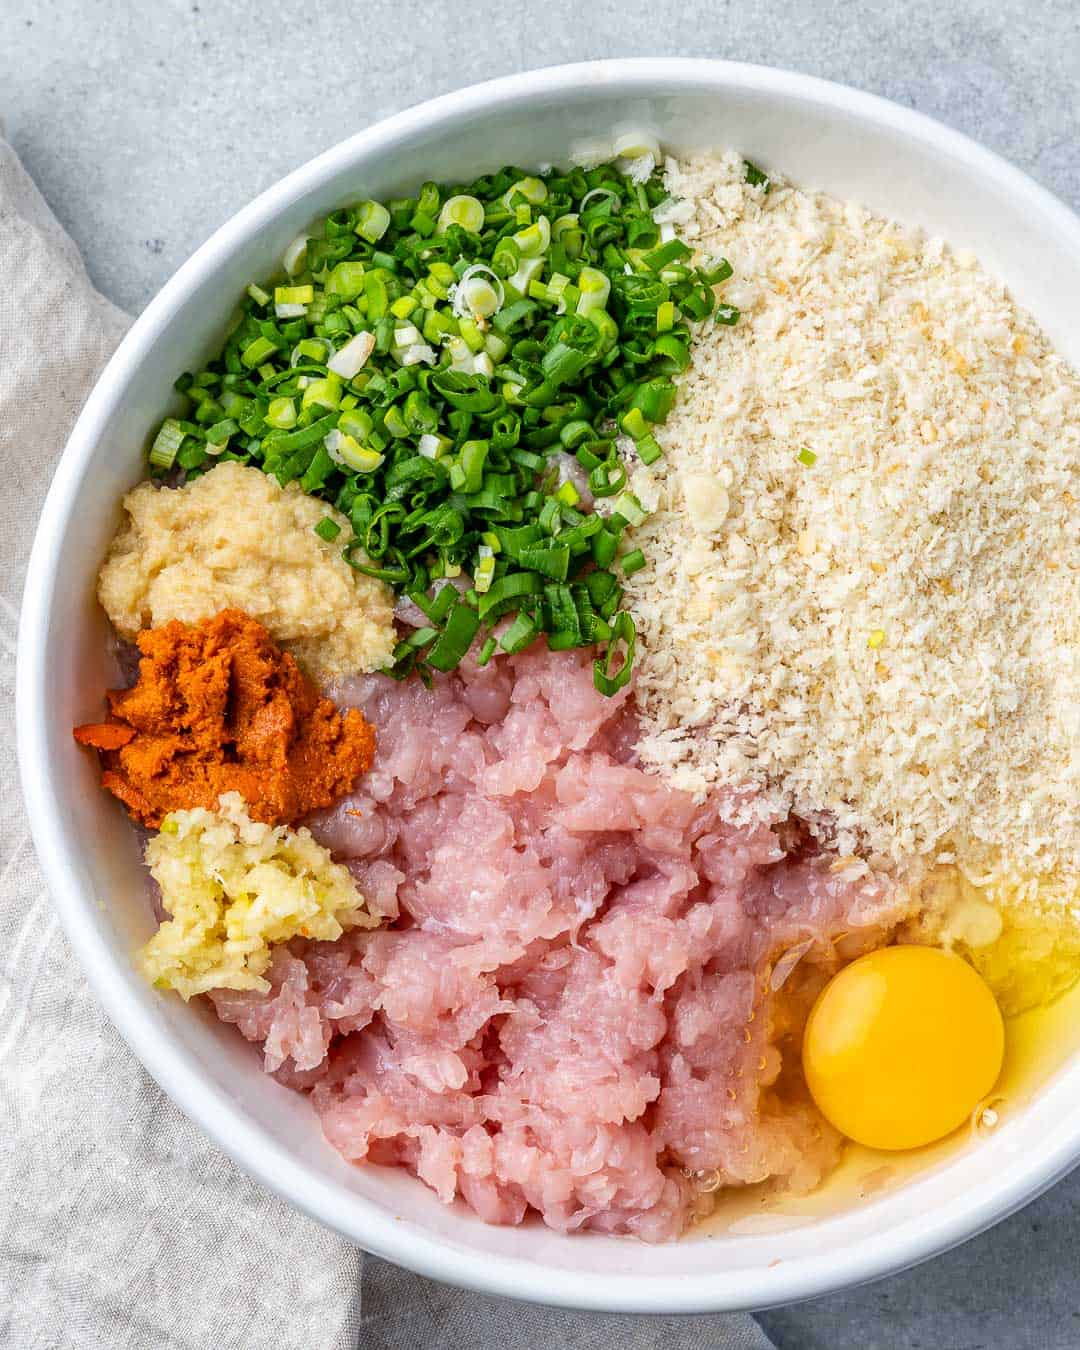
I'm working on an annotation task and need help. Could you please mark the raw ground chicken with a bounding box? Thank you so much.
[208,646,907,1239]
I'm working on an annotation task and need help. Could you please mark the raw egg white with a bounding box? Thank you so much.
[803,945,1004,1151]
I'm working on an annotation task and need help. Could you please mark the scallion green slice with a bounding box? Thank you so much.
[426,600,480,671]
[593,611,636,695]
[149,418,185,469]
[314,516,341,542]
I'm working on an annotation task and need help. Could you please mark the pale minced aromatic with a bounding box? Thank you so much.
[99,460,396,681]
[140,791,379,999]
[625,151,1079,890]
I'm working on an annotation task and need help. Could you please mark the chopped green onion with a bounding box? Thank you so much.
[404,626,439,649]
[518,543,570,582]
[339,408,374,442]
[620,407,649,440]
[437,194,486,234]
[538,497,561,535]
[355,200,391,243]
[204,418,238,445]
[591,528,618,569]
[797,447,818,466]
[325,429,384,473]
[610,491,648,527]
[744,160,770,191]
[575,266,611,316]
[584,571,620,612]
[241,336,278,368]
[543,582,582,649]
[149,418,185,469]
[314,516,341,542]
[642,239,692,271]
[593,611,636,695]
[589,457,628,498]
[505,256,544,299]
[418,432,451,460]
[328,331,376,379]
[263,413,337,457]
[275,285,314,306]
[266,397,297,429]
[613,130,661,162]
[474,551,497,593]
[513,215,551,259]
[426,600,480,671]
[492,298,537,333]
[282,235,310,276]
[580,186,621,214]
[478,571,543,620]
[302,376,343,411]
[635,433,663,466]
[457,272,502,319]
[499,610,541,653]
[630,378,676,424]
[458,439,489,494]
[326,261,367,299]
[698,256,733,286]
[502,175,548,208]
[147,154,741,687]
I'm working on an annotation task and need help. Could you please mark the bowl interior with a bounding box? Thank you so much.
[20,61,1080,1313]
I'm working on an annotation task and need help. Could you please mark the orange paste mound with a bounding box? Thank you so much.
[73,608,375,827]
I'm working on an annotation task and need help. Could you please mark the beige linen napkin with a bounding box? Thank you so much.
[0,131,774,1350]
[0,133,364,1350]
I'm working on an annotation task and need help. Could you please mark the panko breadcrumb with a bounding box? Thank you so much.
[627,152,1079,885]
[98,460,396,680]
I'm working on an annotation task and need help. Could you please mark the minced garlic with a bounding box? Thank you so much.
[140,791,379,999]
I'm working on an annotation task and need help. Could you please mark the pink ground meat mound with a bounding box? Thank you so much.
[208,646,905,1240]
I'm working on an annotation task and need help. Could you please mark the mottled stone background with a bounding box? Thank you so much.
[3,2,1078,1346]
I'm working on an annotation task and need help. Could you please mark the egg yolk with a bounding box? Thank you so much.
[802,945,1004,1151]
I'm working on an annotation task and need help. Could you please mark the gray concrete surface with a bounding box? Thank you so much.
[3,2,1079,1347]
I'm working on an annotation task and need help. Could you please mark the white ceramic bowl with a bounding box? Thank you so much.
[18,58,1080,1314]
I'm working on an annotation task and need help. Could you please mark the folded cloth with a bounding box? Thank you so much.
[0,131,774,1350]
[358,1256,778,1348]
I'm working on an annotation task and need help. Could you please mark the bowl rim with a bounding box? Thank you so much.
[17,56,1080,1315]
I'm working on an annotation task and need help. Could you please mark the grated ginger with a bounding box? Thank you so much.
[99,461,396,681]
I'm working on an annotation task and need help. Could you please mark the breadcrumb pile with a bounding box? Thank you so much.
[627,153,1079,885]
